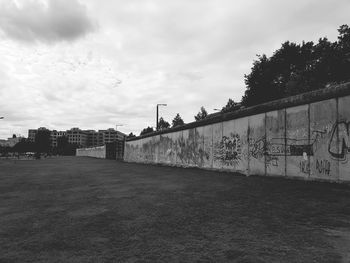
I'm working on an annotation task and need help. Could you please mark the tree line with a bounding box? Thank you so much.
[133,25,350,137]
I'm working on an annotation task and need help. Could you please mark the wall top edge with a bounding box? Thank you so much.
[127,82,350,142]
[77,146,106,150]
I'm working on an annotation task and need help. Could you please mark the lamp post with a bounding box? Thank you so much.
[156,104,167,131]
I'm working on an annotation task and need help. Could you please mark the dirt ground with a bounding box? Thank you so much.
[0,156,349,262]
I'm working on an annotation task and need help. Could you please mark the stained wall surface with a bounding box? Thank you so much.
[265,109,286,177]
[124,94,350,183]
[76,146,106,159]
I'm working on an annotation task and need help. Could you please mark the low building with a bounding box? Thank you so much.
[0,136,23,147]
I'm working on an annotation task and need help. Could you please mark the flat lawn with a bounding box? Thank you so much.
[0,157,349,262]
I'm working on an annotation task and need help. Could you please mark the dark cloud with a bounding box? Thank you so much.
[0,0,95,43]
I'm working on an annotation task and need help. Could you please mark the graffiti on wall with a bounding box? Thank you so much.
[328,120,350,161]
[214,133,241,166]
[315,159,331,175]
[248,135,315,168]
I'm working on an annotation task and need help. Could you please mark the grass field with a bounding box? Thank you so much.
[0,157,349,262]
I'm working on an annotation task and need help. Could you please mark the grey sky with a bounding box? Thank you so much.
[0,0,349,138]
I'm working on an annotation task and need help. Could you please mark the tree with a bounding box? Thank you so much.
[35,129,51,154]
[194,106,208,121]
[57,136,77,156]
[127,132,136,139]
[13,138,36,154]
[172,113,184,127]
[140,126,154,136]
[241,25,350,107]
[158,117,170,130]
[221,99,239,113]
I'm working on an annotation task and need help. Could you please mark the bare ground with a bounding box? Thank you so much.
[0,156,349,262]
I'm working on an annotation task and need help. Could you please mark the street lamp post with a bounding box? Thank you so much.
[156,104,167,131]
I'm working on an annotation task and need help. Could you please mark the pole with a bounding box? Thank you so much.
[156,104,167,131]
[156,105,159,131]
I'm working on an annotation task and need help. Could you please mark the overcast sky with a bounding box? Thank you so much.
[0,0,349,138]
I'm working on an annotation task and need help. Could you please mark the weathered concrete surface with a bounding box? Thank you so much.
[76,146,106,159]
[174,130,182,167]
[233,117,249,175]
[338,95,350,181]
[195,126,205,167]
[310,99,338,181]
[265,109,286,177]
[202,125,213,168]
[124,85,350,183]
[286,105,310,178]
[248,113,265,176]
[220,120,236,171]
[212,123,223,170]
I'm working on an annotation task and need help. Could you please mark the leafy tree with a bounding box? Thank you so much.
[35,129,51,154]
[241,25,350,106]
[127,132,136,139]
[172,113,184,127]
[13,138,36,153]
[158,117,170,130]
[55,136,77,156]
[221,99,239,113]
[194,106,208,121]
[140,126,154,136]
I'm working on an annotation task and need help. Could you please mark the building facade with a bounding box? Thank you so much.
[50,130,67,147]
[27,127,126,148]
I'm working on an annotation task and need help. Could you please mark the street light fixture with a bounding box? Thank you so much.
[156,104,167,131]
[0,117,4,119]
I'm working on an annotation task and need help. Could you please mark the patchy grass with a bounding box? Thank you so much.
[0,157,349,262]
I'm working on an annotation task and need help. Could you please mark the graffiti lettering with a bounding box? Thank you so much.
[248,137,265,160]
[328,121,350,161]
[315,159,331,176]
[214,133,241,166]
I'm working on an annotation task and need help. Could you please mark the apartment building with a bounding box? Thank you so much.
[28,129,38,142]
[66,128,89,147]
[50,130,67,147]
[97,128,126,145]
[27,127,126,148]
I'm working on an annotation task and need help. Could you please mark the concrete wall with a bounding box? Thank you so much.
[76,146,106,159]
[125,85,350,183]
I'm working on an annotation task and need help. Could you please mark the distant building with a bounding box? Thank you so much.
[28,129,37,142]
[66,128,89,148]
[97,128,126,145]
[27,127,126,148]
[50,130,67,147]
[0,135,23,147]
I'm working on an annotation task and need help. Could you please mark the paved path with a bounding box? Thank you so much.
[0,157,349,262]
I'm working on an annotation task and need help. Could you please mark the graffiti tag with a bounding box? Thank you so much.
[315,159,331,176]
[214,133,241,166]
[328,121,350,161]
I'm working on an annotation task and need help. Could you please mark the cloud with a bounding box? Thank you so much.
[0,0,95,43]
[1,0,350,138]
